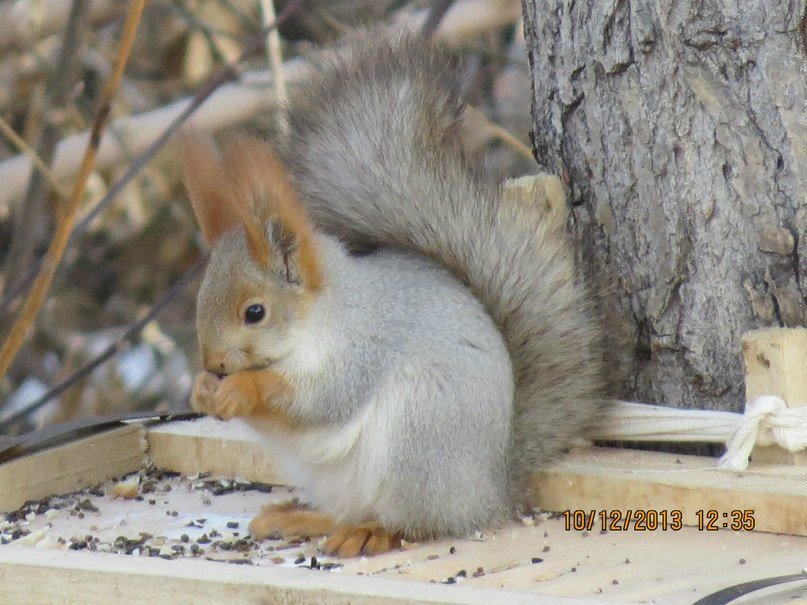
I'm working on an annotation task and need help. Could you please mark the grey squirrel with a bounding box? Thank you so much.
[182,28,607,557]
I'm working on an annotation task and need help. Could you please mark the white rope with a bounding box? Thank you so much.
[590,401,742,443]
[718,396,807,470]
[588,398,807,471]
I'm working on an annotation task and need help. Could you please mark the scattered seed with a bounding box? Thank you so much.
[110,476,140,500]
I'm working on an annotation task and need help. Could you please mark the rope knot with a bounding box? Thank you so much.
[718,395,807,470]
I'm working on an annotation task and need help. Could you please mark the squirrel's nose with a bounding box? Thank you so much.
[201,347,228,376]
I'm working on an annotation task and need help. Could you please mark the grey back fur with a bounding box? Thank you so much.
[280,29,608,499]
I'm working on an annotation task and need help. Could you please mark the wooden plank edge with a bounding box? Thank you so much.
[0,424,146,513]
[147,420,807,537]
[146,416,282,483]
[0,547,615,605]
[533,446,807,536]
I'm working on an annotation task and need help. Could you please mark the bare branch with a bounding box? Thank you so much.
[0,115,66,198]
[4,0,89,293]
[0,259,205,432]
[1,0,307,314]
[421,0,458,39]
[0,0,147,380]
[0,0,118,54]
[259,0,289,136]
[0,0,522,207]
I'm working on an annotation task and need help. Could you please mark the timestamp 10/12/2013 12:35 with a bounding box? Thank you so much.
[562,509,757,532]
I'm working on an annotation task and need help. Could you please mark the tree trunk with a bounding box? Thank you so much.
[521,0,807,411]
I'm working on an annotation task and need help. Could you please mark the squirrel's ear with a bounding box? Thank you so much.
[178,133,241,247]
[223,136,322,291]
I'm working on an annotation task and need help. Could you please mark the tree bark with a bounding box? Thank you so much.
[521,0,807,411]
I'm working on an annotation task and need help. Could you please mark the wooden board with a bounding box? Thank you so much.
[147,417,281,483]
[0,547,608,605]
[0,424,146,512]
[533,446,807,536]
[3,417,807,604]
[147,418,807,538]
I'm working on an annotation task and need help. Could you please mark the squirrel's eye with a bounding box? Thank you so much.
[244,304,266,325]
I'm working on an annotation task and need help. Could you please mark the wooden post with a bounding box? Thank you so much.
[743,327,807,465]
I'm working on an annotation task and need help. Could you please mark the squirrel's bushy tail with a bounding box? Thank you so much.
[280,29,607,497]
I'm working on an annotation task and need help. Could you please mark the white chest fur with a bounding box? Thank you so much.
[250,399,391,525]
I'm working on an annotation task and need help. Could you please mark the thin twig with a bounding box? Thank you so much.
[1,0,306,314]
[0,260,205,431]
[464,105,536,163]
[259,0,288,136]
[0,0,117,54]
[0,115,66,198]
[0,0,146,380]
[4,0,88,293]
[0,0,521,206]
[421,0,458,39]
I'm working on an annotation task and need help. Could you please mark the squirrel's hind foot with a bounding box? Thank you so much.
[321,522,401,558]
[250,503,401,557]
[249,501,335,539]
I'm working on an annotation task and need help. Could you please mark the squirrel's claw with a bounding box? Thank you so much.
[321,522,401,558]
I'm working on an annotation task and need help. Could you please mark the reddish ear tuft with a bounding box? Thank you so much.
[178,133,240,247]
[223,137,323,291]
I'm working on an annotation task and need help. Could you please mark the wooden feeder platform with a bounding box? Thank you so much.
[1,415,807,604]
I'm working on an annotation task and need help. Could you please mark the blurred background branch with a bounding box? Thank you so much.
[0,0,532,435]
[0,0,147,381]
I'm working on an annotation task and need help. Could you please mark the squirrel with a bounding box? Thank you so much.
[181,28,607,558]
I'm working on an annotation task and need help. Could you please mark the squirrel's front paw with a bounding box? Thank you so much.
[213,373,260,419]
[190,372,220,415]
